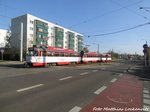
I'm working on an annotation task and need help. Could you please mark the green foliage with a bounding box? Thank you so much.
[1,48,26,61]
[83,47,89,53]
[5,27,11,48]
[108,50,119,59]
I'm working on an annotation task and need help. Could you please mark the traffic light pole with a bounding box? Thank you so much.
[144,54,147,67]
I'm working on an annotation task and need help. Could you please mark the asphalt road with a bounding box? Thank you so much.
[0,61,149,112]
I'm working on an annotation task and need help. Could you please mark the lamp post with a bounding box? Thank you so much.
[20,22,23,62]
[140,7,150,9]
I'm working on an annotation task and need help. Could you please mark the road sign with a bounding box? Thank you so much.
[0,49,4,53]
[143,44,148,48]
[143,48,147,54]
[0,49,4,61]
[80,51,84,57]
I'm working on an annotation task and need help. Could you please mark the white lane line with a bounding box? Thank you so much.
[119,74,123,76]
[143,94,150,99]
[17,84,44,92]
[92,70,98,72]
[80,72,88,76]
[143,99,150,105]
[124,70,127,73]
[101,68,105,70]
[143,105,150,112]
[69,106,82,112]
[94,86,107,95]
[59,76,72,81]
[110,78,117,83]
[143,89,149,94]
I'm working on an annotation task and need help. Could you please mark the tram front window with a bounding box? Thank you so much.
[28,50,38,56]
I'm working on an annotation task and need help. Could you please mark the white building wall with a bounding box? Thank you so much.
[75,35,78,52]
[11,15,27,50]
[11,14,83,52]
[0,29,7,48]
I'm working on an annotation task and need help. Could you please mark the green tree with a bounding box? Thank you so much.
[83,47,89,53]
[5,27,11,48]
[108,50,119,59]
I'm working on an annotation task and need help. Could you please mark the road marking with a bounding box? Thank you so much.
[119,74,123,76]
[69,106,82,112]
[143,99,150,105]
[17,84,44,92]
[92,70,98,72]
[143,89,149,94]
[59,76,72,81]
[80,72,88,76]
[101,68,105,70]
[143,94,150,99]
[107,95,133,104]
[94,86,107,95]
[110,78,117,83]
[124,70,127,73]
[143,105,150,112]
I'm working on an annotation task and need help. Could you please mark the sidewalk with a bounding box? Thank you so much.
[80,63,150,112]
[0,61,24,64]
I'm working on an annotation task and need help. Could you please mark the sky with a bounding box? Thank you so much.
[0,0,150,55]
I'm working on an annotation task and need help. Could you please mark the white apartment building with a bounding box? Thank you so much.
[11,14,83,52]
[0,29,7,48]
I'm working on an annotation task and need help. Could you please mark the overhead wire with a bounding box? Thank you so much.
[86,22,150,37]
[0,3,26,28]
[82,0,150,38]
[69,0,144,28]
[111,0,150,21]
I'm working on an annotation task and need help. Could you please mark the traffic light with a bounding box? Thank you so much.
[143,44,148,54]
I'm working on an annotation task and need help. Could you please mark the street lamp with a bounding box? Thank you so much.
[20,22,23,62]
[93,43,100,54]
[141,38,148,44]
[139,7,150,9]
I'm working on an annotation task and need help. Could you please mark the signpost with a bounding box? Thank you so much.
[0,49,4,61]
[143,44,148,67]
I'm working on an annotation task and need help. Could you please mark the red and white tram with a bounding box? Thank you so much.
[25,46,111,67]
[101,53,112,62]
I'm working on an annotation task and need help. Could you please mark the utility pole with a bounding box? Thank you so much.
[97,43,99,54]
[20,22,23,62]
[93,43,100,54]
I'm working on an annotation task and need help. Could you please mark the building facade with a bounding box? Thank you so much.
[0,29,7,48]
[11,14,83,52]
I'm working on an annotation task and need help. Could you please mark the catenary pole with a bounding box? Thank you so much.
[20,22,23,62]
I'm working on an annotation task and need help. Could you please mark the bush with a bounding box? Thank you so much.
[1,48,26,61]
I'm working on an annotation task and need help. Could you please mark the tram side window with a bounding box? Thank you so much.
[64,53,68,57]
[70,53,74,57]
[75,53,79,57]
[43,51,47,56]
[40,51,47,56]
[48,51,53,56]
[54,52,59,56]
[60,52,64,57]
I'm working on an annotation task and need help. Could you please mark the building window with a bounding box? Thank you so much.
[30,27,34,31]
[30,20,34,24]
[30,34,33,37]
